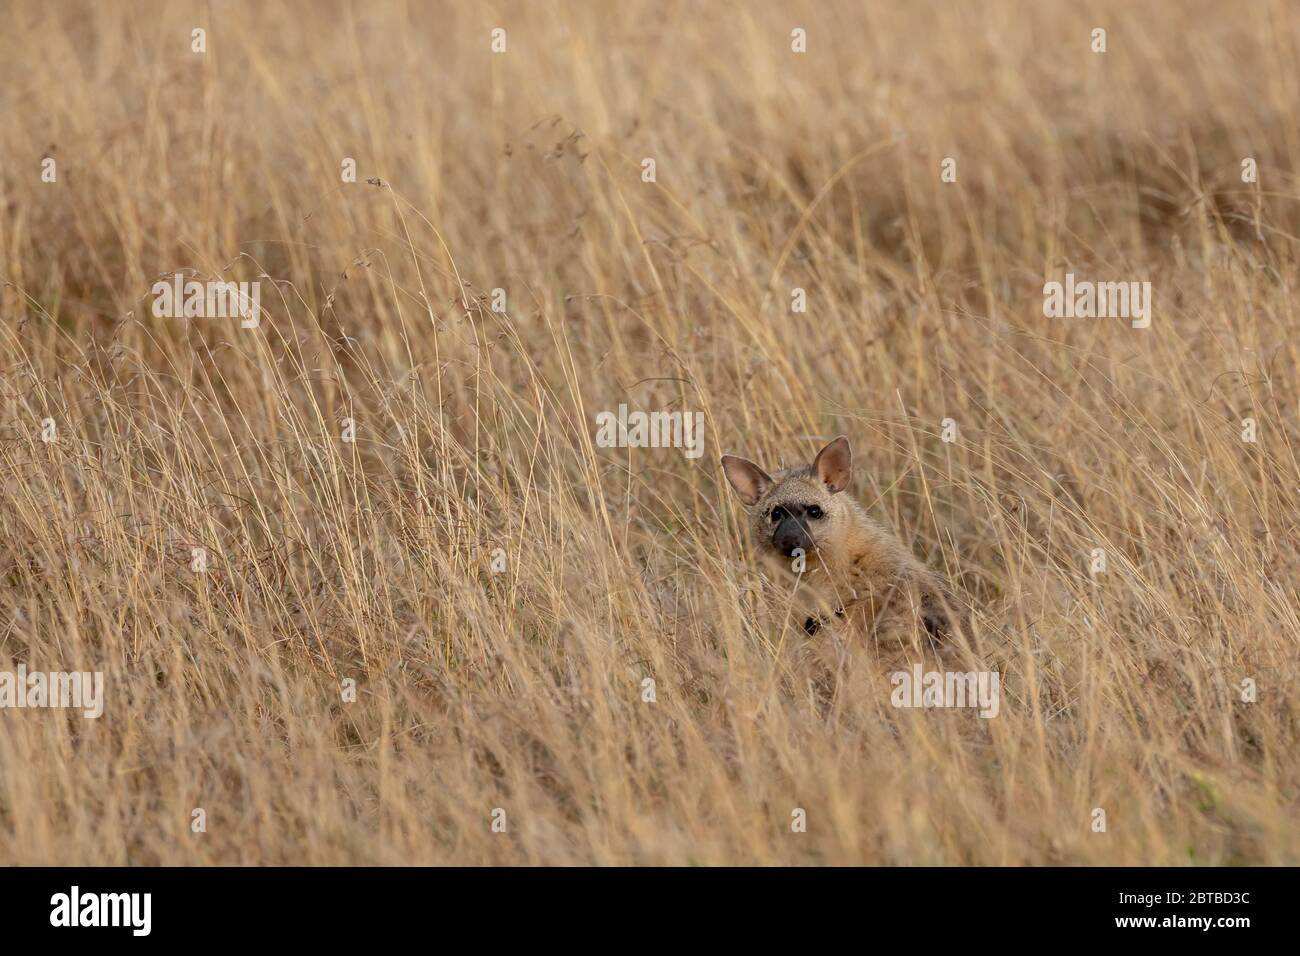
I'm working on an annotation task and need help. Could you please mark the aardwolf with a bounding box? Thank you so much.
[721,436,957,642]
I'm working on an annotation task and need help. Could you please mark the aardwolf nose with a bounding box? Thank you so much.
[773,518,813,557]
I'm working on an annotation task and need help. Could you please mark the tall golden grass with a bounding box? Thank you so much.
[0,0,1296,865]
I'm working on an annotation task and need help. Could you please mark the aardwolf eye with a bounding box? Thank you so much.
[770,506,786,523]
[806,505,823,519]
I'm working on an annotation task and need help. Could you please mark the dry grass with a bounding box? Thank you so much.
[0,0,1297,865]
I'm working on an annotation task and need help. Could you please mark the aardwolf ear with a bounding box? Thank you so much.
[720,455,773,506]
[812,435,851,494]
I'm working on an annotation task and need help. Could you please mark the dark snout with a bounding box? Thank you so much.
[772,515,814,557]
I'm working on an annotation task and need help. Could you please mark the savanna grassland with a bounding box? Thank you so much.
[0,0,1297,865]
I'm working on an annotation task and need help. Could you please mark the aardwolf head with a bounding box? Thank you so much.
[720,436,853,563]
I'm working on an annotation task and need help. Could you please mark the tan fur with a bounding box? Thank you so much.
[721,437,957,643]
